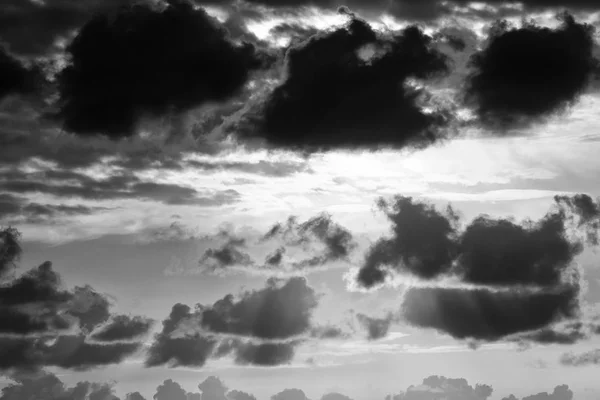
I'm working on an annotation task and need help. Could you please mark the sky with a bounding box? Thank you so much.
[2,0,600,400]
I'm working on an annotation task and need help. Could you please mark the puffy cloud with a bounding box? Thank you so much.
[356,194,599,288]
[57,0,269,138]
[466,14,599,130]
[0,229,149,371]
[228,390,257,400]
[154,379,189,400]
[146,277,319,367]
[235,17,454,151]
[199,376,228,400]
[386,376,493,400]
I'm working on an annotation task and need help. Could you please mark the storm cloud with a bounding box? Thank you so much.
[466,13,598,130]
[235,16,454,151]
[57,0,269,138]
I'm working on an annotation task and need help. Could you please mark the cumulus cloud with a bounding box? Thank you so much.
[146,277,319,367]
[234,16,454,151]
[352,194,600,343]
[56,0,270,138]
[466,13,598,130]
[386,376,493,400]
[0,228,149,371]
[271,389,309,400]
[356,194,599,288]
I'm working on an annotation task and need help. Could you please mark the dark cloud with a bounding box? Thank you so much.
[0,370,120,400]
[356,194,599,288]
[186,159,312,177]
[356,313,396,340]
[386,376,493,400]
[0,227,22,279]
[0,229,150,371]
[145,303,218,367]
[560,349,600,366]
[57,0,268,138]
[127,393,148,400]
[147,277,318,367]
[0,334,141,372]
[402,285,580,341]
[0,47,39,100]
[233,341,296,366]
[235,17,453,151]
[200,235,253,271]
[90,315,154,342]
[0,168,240,206]
[502,385,573,400]
[466,13,599,130]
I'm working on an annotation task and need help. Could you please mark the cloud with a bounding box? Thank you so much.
[0,370,120,400]
[199,376,228,400]
[90,315,154,342]
[0,227,22,279]
[560,349,600,366]
[402,285,580,342]
[228,390,257,400]
[271,389,309,400]
[146,277,319,367]
[501,385,573,400]
[200,214,356,276]
[355,194,599,288]
[234,16,454,151]
[386,375,493,400]
[356,313,397,340]
[0,228,149,371]
[466,13,598,130]
[0,168,240,206]
[0,47,39,100]
[154,379,193,400]
[55,0,272,138]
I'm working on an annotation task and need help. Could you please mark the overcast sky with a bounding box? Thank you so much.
[2,0,600,400]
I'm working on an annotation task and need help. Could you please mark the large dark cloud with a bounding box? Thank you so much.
[354,194,600,343]
[466,14,598,130]
[0,228,150,372]
[402,285,580,341]
[0,47,39,101]
[235,17,453,151]
[146,277,319,367]
[57,0,269,138]
[386,375,493,400]
[356,194,599,288]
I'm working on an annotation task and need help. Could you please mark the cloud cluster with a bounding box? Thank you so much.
[354,194,600,343]
[386,375,493,400]
[146,277,319,367]
[200,214,356,275]
[0,228,153,372]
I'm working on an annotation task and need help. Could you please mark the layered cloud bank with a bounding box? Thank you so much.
[0,373,575,400]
